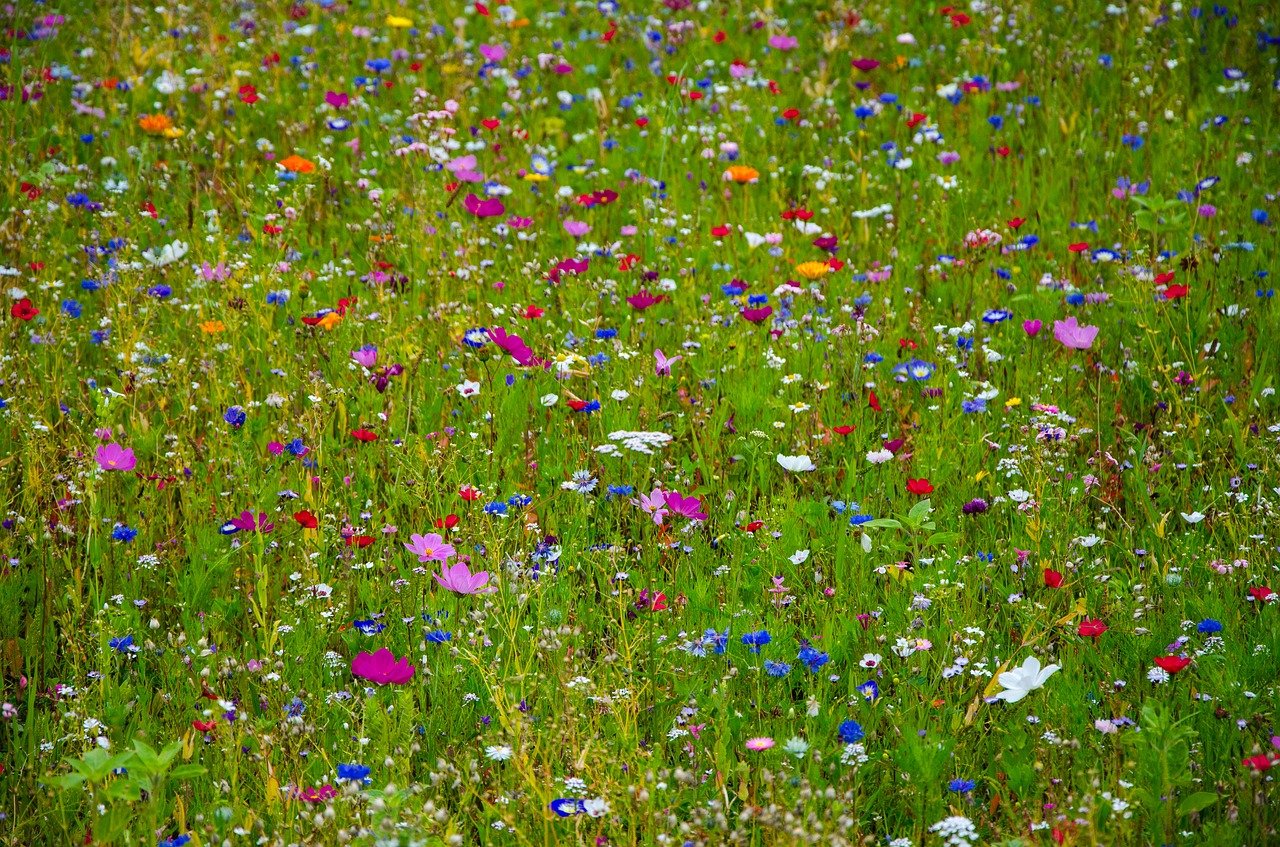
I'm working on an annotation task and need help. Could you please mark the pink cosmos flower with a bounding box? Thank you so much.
[95,443,137,472]
[1052,316,1099,350]
[404,532,455,563]
[654,348,681,376]
[463,193,505,218]
[487,327,534,366]
[351,648,415,685]
[435,561,493,595]
[351,345,379,368]
[664,491,708,522]
[638,487,669,525]
[563,219,590,237]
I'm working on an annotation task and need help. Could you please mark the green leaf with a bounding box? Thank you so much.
[1176,791,1218,816]
[907,499,933,523]
[169,763,207,780]
[863,518,902,529]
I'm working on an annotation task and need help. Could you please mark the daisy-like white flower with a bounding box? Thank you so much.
[776,454,816,472]
[485,745,513,761]
[456,379,482,397]
[993,656,1060,703]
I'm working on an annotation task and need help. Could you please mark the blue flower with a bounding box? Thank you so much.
[741,631,772,653]
[857,680,880,701]
[111,524,138,543]
[353,618,385,635]
[948,778,976,793]
[425,630,453,643]
[337,763,371,783]
[550,798,587,817]
[798,646,829,673]
[109,635,135,653]
[158,835,191,847]
[982,308,1013,324]
[224,406,247,428]
[838,720,864,744]
[61,299,82,318]
[764,660,791,677]
[1197,619,1223,634]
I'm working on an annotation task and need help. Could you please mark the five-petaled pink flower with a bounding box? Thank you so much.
[435,560,493,595]
[95,443,136,472]
[1052,316,1099,350]
[351,648,415,685]
[404,532,455,563]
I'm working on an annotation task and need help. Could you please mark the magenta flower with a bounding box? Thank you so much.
[351,648,415,685]
[1023,319,1042,337]
[654,349,681,376]
[351,345,378,368]
[664,491,708,522]
[741,306,774,324]
[404,532,455,563]
[487,326,534,366]
[627,290,665,311]
[1052,316,1099,350]
[563,219,590,237]
[95,443,136,472]
[463,193,505,218]
[434,561,493,595]
[220,511,275,535]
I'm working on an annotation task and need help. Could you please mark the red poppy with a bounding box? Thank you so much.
[781,108,800,121]
[434,514,459,530]
[1248,586,1275,603]
[481,118,500,131]
[743,520,764,533]
[994,146,1011,158]
[10,298,38,321]
[603,21,618,42]
[1043,568,1064,589]
[1068,242,1089,253]
[1243,755,1275,771]
[831,425,856,436]
[635,117,649,128]
[293,510,318,529]
[648,592,668,612]
[898,337,918,350]
[711,224,731,237]
[906,478,934,495]
[1154,272,1176,286]
[827,257,845,271]
[1077,618,1108,639]
[712,30,725,43]
[1008,217,1026,229]
[238,84,259,104]
[192,720,217,733]
[459,485,481,502]
[906,112,927,129]
[1163,284,1189,300]
[346,535,374,548]
[868,390,882,412]
[521,304,545,319]
[1154,655,1191,674]
[350,429,378,442]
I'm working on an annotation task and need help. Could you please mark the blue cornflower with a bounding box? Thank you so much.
[1197,619,1223,634]
[798,646,829,673]
[857,680,880,701]
[838,720,864,744]
[284,697,305,718]
[764,660,791,677]
[223,406,246,428]
[337,763,371,783]
[949,778,976,793]
[148,284,172,299]
[595,328,618,339]
[961,398,987,414]
[111,524,138,542]
[61,299,82,318]
[741,631,772,653]
[425,630,453,643]
[353,618,385,635]
[982,308,1013,324]
[462,328,488,348]
[108,635,135,653]
[484,501,509,516]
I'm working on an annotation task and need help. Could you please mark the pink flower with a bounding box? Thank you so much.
[664,491,708,522]
[351,345,379,368]
[637,488,669,525]
[767,34,797,50]
[487,326,535,366]
[351,648,415,685]
[434,561,493,595]
[478,43,507,63]
[1052,316,1099,350]
[404,532,455,563]
[654,348,681,376]
[95,443,137,472]
[1023,319,1042,337]
[463,193,505,218]
[563,219,590,237]
[745,736,775,751]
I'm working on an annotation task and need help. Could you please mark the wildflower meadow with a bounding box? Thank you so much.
[4,2,1280,845]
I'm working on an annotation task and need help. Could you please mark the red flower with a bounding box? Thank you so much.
[1043,568,1064,589]
[711,224,731,237]
[994,146,1011,158]
[192,719,217,733]
[1077,618,1108,639]
[906,478,934,495]
[346,535,374,548]
[481,118,501,131]
[350,429,378,442]
[781,107,800,121]
[1248,586,1275,603]
[1243,755,1275,772]
[434,514,459,530]
[831,425,856,436]
[1163,284,1189,300]
[743,520,764,533]
[1007,217,1026,229]
[868,390,882,412]
[238,84,259,104]
[1068,242,1090,253]
[10,298,38,321]
[906,112,927,129]
[520,304,545,319]
[293,510,318,529]
[1154,655,1191,674]
[459,484,481,502]
[1154,272,1176,286]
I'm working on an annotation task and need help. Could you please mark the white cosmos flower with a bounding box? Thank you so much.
[456,380,481,397]
[866,448,894,464]
[142,240,189,267]
[776,454,816,472]
[1181,511,1205,524]
[993,656,1060,704]
[789,549,810,565]
[540,394,559,407]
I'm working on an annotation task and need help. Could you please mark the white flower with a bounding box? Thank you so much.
[865,448,893,464]
[789,549,810,565]
[783,737,810,759]
[1180,511,1205,524]
[859,653,883,669]
[142,240,189,267]
[583,797,610,818]
[485,745,513,761]
[456,380,481,397]
[540,393,559,407]
[993,656,1060,704]
[776,454,816,472]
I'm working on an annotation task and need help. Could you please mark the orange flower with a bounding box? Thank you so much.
[138,114,174,134]
[316,311,343,331]
[795,261,830,280]
[723,165,760,184]
[279,154,316,174]
[199,320,226,334]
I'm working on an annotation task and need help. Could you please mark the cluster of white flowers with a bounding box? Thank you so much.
[602,430,672,454]
[929,815,980,847]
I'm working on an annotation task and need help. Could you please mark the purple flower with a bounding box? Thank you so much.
[95,443,136,472]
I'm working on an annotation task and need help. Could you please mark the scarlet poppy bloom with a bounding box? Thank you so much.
[434,514,460,530]
[831,425,856,436]
[868,390,882,412]
[906,112,927,129]
[459,485,481,502]
[1163,284,1189,300]
[1068,242,1089,253]
[711,224,731,237]
[10,298,38,321]
[278,154,315,174]
[1078,618,1108,639]
[293,510,318,529]
[1243,755,1275,771]
[906,478,934,495]
[1154,655,1192,674]
[192,720,217,733]
[1248,586,1275,603]
[1154,272,1176,286]
[1008,217,1026,229]
[346,535,374,548]
[351,429,378,442]
[1043,568,1064,589]
[743,520,764,533]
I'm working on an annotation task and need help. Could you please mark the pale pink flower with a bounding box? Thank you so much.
[404,533,455,563]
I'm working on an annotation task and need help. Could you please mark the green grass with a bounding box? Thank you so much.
[1,1,1279,845]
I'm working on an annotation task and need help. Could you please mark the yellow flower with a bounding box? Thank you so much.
[317,311,343,331]
[523,173,549,182]
[795,261,830,280]
[723,165,760,184]
[385,14,413,28]
[199,320,225,334]
[1005,396,1022,407]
